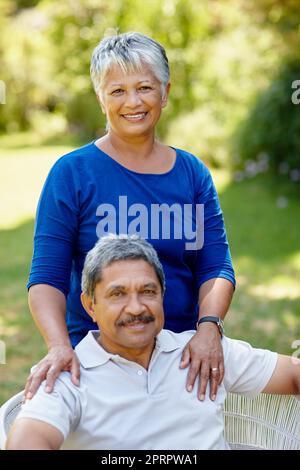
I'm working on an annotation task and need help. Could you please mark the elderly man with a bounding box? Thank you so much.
[6,235,300,450]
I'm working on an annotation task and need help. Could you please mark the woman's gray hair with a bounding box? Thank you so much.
[90,31,170,97]
[81,234,165,299]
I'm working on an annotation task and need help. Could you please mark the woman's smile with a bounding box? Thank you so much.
[121,111,148,122]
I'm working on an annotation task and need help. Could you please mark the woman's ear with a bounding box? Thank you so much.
[161,82,171,108]
[80,293,97,322]
[97,93,106,114]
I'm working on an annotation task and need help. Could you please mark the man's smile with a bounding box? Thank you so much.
[117,314,155,328]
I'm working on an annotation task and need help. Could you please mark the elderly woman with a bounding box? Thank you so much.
[25,32,235,402]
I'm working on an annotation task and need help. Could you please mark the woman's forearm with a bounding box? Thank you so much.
[28,284,71,349]
[198,277,234,320]
[25,285,80,398]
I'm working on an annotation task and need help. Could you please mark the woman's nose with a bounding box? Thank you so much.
[124,90,142,108]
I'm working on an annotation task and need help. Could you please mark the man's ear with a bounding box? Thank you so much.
[161,82,171,108]
[80,293,97,322]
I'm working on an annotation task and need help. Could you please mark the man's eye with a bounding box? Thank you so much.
[111,89,123,95]
[139,86,151,91]
[143,289,155,295]
[111,291,122,297]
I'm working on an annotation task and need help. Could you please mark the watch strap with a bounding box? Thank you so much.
[196,316,224,337]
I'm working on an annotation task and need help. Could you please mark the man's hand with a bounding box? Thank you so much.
[24,345,80,400]
[180,323,224,401]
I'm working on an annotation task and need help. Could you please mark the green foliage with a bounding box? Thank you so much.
[66,91,104,139]
[233,59,300,179]
[0,0,300,173]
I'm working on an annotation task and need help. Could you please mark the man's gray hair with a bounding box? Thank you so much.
[81,234,165,299]
[90,31,170,97]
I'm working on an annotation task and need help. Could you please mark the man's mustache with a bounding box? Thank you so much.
[117,314,155,327]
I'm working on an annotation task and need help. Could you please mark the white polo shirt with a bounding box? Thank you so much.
[15,330,277,450]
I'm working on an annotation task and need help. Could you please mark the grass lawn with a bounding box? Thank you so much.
[0,134,299,404]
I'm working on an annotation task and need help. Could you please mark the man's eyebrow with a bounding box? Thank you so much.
[106,284,126,292]
[142,282,159,289]
[106,282,159,291]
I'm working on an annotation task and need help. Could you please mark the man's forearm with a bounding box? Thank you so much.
[198,277,234,320]
[28,284,71,349]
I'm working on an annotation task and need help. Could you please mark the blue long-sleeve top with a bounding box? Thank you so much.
[27,142,235,347]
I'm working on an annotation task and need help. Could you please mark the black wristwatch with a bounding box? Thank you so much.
[196,316,224,338]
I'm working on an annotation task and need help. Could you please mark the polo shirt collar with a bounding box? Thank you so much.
[75,329,182,369]
[75,331,113,369]
[155,329,183,352]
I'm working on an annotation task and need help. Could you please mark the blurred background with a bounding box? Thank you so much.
[0,0,300,404]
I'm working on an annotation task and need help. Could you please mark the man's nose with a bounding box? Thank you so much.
[124,293,145,315]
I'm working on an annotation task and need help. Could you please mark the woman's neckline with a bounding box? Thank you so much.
[92,140,178,176]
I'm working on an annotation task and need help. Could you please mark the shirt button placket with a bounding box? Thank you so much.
[136,368,148,392]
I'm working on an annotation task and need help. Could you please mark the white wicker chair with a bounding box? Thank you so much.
[224,393,300,450]
[1,391,300,449]
[0,391,24,450]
